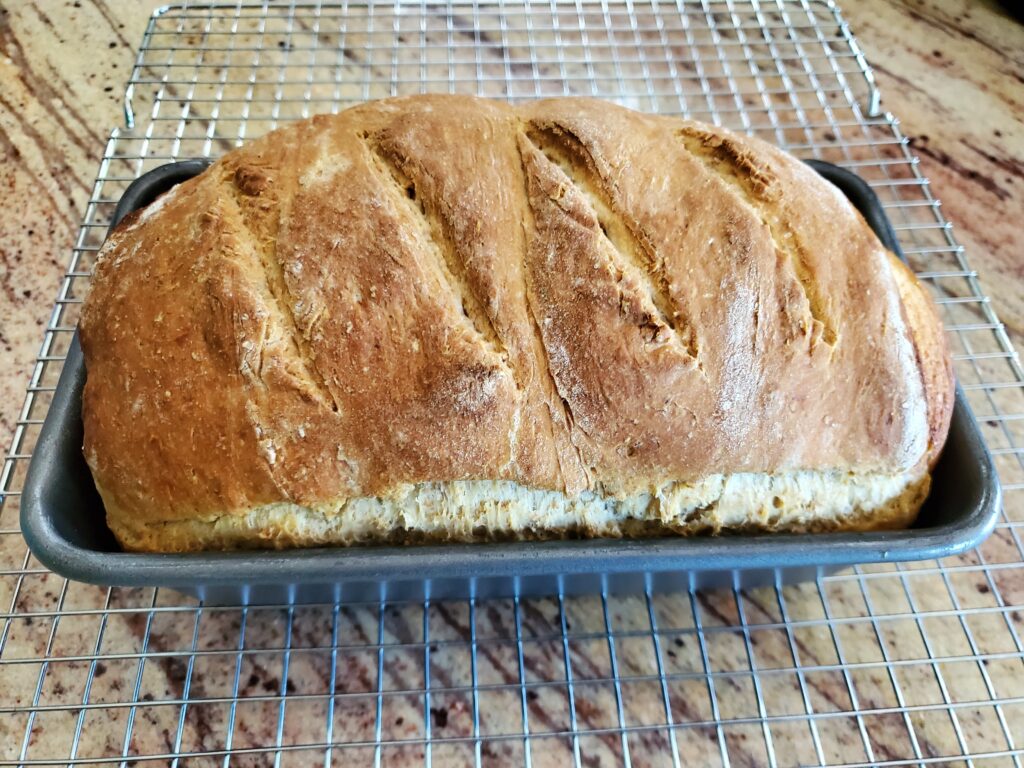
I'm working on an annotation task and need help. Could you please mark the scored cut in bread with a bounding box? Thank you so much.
[79,95,954,552]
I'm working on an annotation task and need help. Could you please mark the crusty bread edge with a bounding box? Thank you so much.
[886,252,955,469]
[103,470,929,553]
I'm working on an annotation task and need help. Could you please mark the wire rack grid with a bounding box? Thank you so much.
[1,0,1023,765]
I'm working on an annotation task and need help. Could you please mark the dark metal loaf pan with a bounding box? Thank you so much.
[21,159,1001,604]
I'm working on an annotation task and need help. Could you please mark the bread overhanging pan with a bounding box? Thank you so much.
[21,158,1001,604]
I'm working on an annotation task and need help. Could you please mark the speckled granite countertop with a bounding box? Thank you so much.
[1,1,1022,765]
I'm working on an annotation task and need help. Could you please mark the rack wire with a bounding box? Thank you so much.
[1,0,1022,765]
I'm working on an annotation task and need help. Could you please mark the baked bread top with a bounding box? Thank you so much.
[80,95,953,543]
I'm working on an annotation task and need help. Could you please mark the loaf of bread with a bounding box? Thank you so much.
[80,95,954,552]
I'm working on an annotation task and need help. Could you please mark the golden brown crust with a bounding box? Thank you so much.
[79,95,950,551]
[887,253,955,468]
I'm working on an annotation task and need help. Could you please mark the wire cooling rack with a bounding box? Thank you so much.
[2,1,1023,765]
